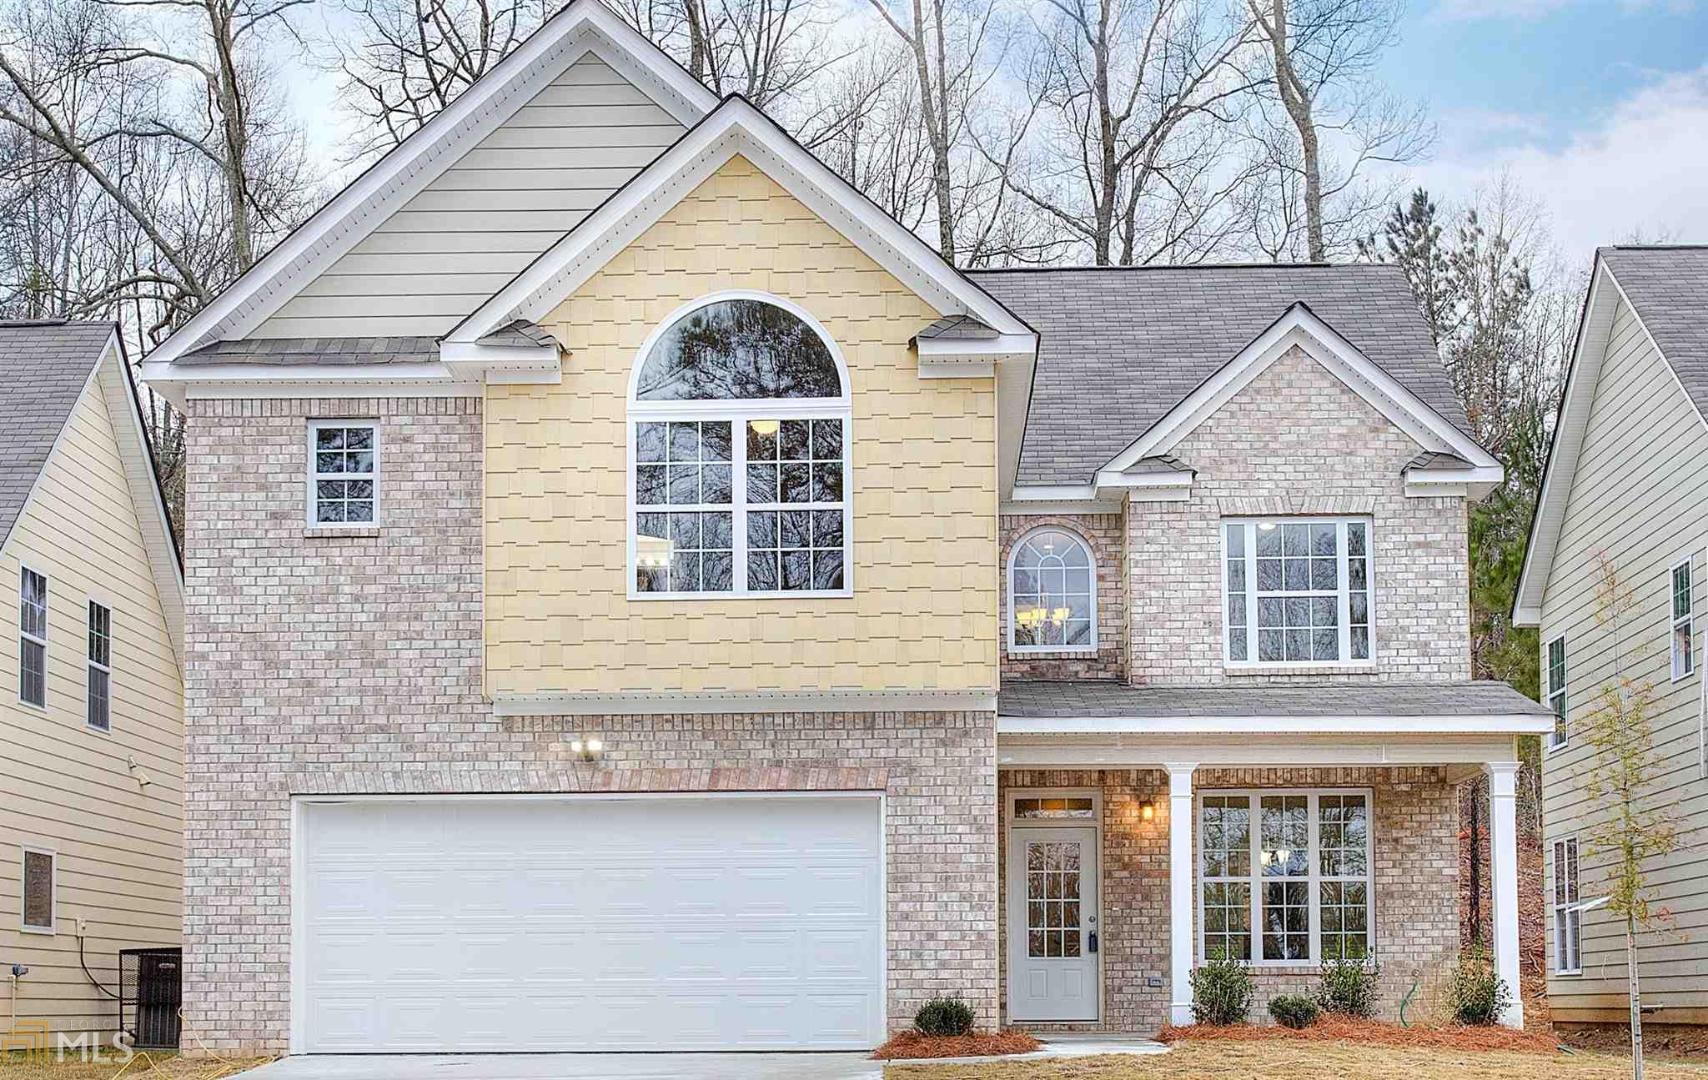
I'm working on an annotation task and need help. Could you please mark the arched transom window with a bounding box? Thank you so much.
[1009,527,1096,651]
[629,294,850,597]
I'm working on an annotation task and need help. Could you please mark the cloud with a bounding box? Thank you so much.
[1398,66,1708,265]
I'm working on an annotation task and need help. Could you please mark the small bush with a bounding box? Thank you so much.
[1190,952,1255,1025]
[1268,994,1320,1029]
[1316,957,1380,1018]
[913,995,975,1037]
[1446,948,1511,1026]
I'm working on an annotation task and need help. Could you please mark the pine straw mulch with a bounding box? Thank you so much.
[0,1050,272,1079]
[1159,1015,1561,1055]
[873,1029,1044,1059]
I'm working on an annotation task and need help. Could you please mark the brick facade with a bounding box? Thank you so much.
[181,397,997,1053]
[997,767,1461,1032]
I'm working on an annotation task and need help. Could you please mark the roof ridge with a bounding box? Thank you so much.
[965,261,1378,274]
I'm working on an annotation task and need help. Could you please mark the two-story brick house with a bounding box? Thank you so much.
[139,0,1549,1056]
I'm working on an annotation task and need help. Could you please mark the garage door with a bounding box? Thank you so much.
[297,795,884,1053]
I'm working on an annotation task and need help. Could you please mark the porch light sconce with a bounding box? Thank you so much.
[1140,800,1155,823]
[568,737,604,764]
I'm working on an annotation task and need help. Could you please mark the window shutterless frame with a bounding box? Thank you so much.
[625,291,853,600]
[18,564,48,709]
[1670,557,1694,682]
[86,598,112,733]
[1221,518,1374,668]
[1551,836,1581,976]
[1545,635,1567,751]
[1195,788,1376,968]
[305,420,380,528]
[20,845,55,934]
[1007,525,1098,654]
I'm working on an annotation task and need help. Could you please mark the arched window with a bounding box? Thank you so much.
[629,293,850,597]
[1009,527,1097,651]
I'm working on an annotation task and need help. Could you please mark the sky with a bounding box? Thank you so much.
[282,0,1708,275]
[1379,0,1708,269]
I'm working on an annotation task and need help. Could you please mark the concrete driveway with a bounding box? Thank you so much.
[242,1052,883,1080]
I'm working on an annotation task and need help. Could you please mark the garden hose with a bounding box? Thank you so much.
[1399,979,1419,1027]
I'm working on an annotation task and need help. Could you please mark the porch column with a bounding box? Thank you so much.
[1486,761,1525,1028]
[1167,762,1198,1027]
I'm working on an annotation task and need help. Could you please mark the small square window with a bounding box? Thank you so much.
[309,423,378,525]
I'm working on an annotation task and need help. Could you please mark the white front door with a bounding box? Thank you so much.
[1006,825,1099,1021]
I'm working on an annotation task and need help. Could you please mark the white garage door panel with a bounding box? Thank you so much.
[299,796,883,1053]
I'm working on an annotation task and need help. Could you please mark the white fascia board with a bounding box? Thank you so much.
[1101,306,1501,477]
[997,736,1521,769]
[439,341,562,382]
[914,334,1038,361]
[1402,464,1504,501]
[140,1,715,371]
[1002,484,1124,515]
[493,687,999,716]
[448,98,1034,345]
[997,713,1555,736]
[1511,262,1617,626]
[139,360,485,403]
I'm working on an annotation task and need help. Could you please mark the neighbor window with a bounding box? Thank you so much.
[629,296,849,596]
[21,848,53,932]
[1199,791,1372,964]
[87,601,111,732]
[1551,837,1581,975]
[1546,636,1567,750]
[1223,519,1371,664]
[1009,527,1096,651]
[19,567,47,707]
[1672,559,1694,681]
[308,422,377,525]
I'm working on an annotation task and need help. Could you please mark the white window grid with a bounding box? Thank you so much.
[1551,837,1581,975]
[306,421,379,527]
[1008,526,1098,654]
[20,846,54,933]
[627,402,852,599]
[87,600,111,732]
[1546,636,1567,751]
[1197,789,1375,967]
[1222,518,1372,667]
[1671,558,1694,682]
[18,566,47,709]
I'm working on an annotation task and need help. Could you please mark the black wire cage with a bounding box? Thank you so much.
[119,947,182,1050]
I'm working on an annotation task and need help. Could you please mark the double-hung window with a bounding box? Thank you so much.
[1671,559,1694,681]
[87,601,111,732]
[1223,518,1371,665]
[629,295,850,597]
[1546,636,1567,750]
[1551,837,1581,975]
[308,422,377,525]
[1199,790,1373,964]
[19,567,47,707]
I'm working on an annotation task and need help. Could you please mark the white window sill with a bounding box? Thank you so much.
[1008,647,1100,657]
[1552,969,1583,978]
[1223,662,1378,676]
[303,526,382,539]
[20,925,55,936]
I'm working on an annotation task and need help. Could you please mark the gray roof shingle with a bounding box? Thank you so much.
[999,679,1549,718]
[179,336,440,366]
[968,264,1471,486]
[1600,246,1708,417]
[917,314,999,340]
[0,320,117,545]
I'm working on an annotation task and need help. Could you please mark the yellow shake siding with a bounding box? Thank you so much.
[485,155,999,695]
[0,367,183,1035]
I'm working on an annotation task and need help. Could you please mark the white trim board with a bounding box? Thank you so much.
[446,96,1035,349]
[142,0,716,372]
[1512,257,1708,625]
[493,687,998,716]
[997,713,1553,735]
[1099,303,1501,483]
[997,736,1523,769]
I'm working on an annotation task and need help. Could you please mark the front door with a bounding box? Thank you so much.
[1006,825,1099,1022]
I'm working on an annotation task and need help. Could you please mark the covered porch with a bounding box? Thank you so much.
[993,680,1554,1033]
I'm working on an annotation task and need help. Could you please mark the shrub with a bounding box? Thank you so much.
[1190,953,1254,1025]
[1446,948,1511,1026]
[1316,957,1380,1018]
[1268,994,1320,1029]
[913,995,975,1037]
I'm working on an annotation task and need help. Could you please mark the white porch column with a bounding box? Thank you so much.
[1167,762,1198,1026]
[1486,761,1525,1028]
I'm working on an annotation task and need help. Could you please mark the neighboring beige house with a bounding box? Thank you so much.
[0,321,184,1039]
[1514,245,1708,1028]
[139,0,1547,1057]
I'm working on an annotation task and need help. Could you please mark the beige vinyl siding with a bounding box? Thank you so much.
[1539,292,1708,1022]
[256,54,685,339]
[0,365,183,1036]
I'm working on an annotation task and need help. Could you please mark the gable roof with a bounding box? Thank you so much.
[0,320,117,546]
[448,95,1035,344]
[1513,245,1708,625]
[969,264,1473,487]
[143,0,716,368]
